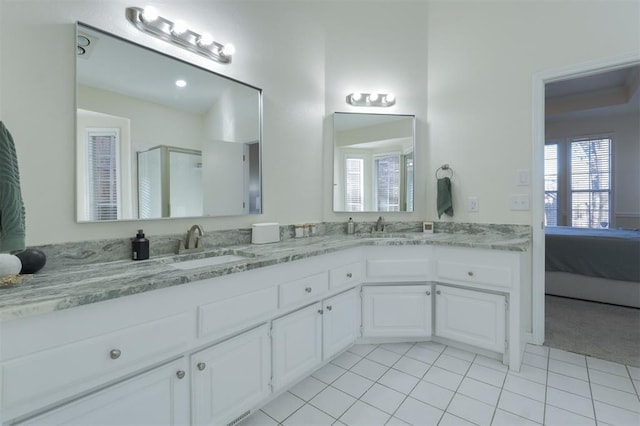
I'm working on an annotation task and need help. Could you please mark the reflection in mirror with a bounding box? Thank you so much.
[333,113,415,212]
[75,23,262,222]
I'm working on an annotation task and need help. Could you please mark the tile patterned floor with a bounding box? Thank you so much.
[243,342,640,426]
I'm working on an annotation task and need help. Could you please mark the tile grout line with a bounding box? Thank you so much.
[385,341,448,425]
[542,346,550,426]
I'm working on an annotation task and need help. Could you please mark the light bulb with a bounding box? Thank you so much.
[175,79,187,88]
[385,93,396,103]
[198,32,214,46]
[351,93,362,103]
[221,43,235,56]
[141,6,159,23]
[171,20,188,35]
[369,93,379,102]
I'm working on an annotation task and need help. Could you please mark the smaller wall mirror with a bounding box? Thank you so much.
[333,113,415,212]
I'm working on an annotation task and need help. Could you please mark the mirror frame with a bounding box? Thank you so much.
[75,22,263,222]
[332,112,416,213]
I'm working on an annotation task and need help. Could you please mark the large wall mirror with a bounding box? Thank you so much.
[333,112,415,212]
[75,23,262,222]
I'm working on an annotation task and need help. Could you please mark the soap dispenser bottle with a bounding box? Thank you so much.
[347,218,355,235]
[132,229,149,260]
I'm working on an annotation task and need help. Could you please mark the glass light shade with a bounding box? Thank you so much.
[171,20,188,35]
[141,6,159,23]
[198,32,214,46]
[222,43,236,56]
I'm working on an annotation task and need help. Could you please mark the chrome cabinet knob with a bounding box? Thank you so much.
[176,370,186,379]
[197,362,206,371]
[305,287,312,293]
[109,349,121,360]
[436,290,441,295]
[426,291,431,296]
[326,305,332,311]
[468,271,474,276]
[346,272,353,278]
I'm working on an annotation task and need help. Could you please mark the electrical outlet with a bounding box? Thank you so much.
[468,196,479,212]
[510,194,530,211]
[517,169,530,186]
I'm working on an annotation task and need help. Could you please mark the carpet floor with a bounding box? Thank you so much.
[545,294,640,367]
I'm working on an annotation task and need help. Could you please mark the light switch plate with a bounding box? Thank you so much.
[468,196,479,212]
[517,169,530,186]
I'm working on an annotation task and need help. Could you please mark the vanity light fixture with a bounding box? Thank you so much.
[347,92,396,107]
[126,6,235,64]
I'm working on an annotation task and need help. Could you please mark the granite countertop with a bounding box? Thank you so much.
[0,232,529,323]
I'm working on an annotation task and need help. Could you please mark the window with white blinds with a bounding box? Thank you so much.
[345,157,364,212]
[404,154,414,212]
[544,144,558,226]
[86,129,120,221]
[544,136,612,229]
[570,137,611,228]
[374,153,401,212]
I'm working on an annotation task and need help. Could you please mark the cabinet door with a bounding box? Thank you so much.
[435,285,506,353]
[191,324,271,426]
[323,289,360,360]
[17,359,189,426]
[272,303,322,391]
[362,285,432,338]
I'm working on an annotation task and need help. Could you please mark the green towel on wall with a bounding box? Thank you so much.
[437,177,453,219]
[0,121,26,254]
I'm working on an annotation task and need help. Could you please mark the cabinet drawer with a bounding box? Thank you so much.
[279,272,328,308]
[436,259,512,288]
[2,313,190,417]
[329,262,363,289]
[366,259,430,279]
[199,286,278,340]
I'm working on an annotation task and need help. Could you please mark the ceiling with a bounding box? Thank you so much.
[545,65,640,120]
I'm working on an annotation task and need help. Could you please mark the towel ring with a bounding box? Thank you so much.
[435,164,453,179]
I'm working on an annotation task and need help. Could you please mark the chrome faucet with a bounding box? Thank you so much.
[186,224,204,249]
[178,224,205,253]
[374,216,385,232]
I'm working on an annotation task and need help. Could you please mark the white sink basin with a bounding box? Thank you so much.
[170,254,248,270]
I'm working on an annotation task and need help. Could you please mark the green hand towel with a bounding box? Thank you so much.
[437,177,453,219]
[0,121,26,254]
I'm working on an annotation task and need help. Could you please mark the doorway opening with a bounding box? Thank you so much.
[532,54,640,362]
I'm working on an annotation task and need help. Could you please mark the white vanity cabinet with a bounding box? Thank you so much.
[361,285,432,338]
[322,288,360,359]
[271,303,323,391]
[272,288,360,391]
[434,285,506,353]
[16,358,190,426]
[191,324,271,426]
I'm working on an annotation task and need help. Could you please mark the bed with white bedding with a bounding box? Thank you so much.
[545,226,640,308]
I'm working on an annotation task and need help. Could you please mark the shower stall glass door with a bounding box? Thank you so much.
[137,146,203,219]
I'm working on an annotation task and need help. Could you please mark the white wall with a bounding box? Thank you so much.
[1,0,324,245]
[0,0,638,246]
[546,110,640,227]
[426,0,639,225]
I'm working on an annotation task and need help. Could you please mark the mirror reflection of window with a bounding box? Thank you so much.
[345,157,364,212]
[333,113,415,213]
[374,153,401,212]
[85,128,120,221]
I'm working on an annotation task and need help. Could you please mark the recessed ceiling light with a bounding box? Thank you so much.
[175,79,187,88]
